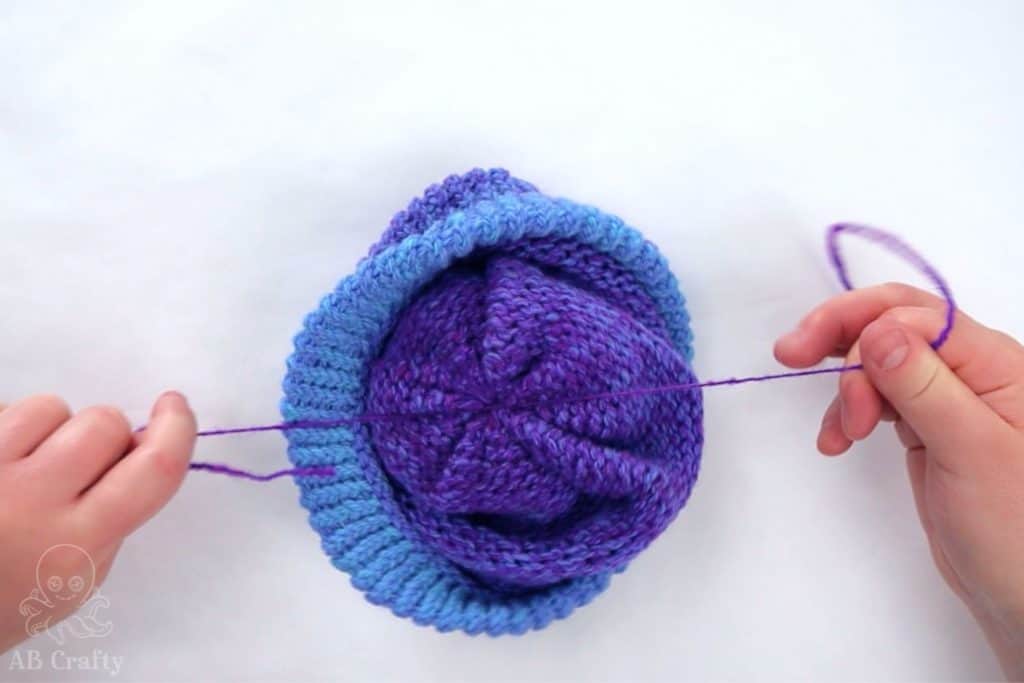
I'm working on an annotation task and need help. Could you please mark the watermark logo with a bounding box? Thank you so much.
[8,545,122,677]
[18,544,112,645]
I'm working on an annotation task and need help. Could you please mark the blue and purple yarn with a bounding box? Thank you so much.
[281,169,703,634]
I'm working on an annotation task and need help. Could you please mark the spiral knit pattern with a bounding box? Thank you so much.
[282,169,703,635]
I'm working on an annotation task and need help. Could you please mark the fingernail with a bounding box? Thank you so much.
[869,328,910,371]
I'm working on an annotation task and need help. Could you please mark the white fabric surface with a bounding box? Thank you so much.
[2,1,1022,680]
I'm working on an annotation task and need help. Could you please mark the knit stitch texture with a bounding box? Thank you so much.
[281,169,703,635]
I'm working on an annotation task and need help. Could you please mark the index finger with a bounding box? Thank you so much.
[774,283,948,368]
[79,392,197,540]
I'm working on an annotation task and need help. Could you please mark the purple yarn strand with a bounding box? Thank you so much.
[188,462,335,481]
[188,222,954,482]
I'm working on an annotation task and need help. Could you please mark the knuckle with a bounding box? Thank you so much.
[801,307,828,329]
[879,282,923,303]
[875,308,904,327]
[878,306,922,326]
[81,405,132,437]
[31,394,72,422]
[878,282,948,311]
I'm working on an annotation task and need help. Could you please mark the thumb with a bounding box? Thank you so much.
[859,318,1005,469]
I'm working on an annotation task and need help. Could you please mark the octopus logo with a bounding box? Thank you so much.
[17,544,113,645]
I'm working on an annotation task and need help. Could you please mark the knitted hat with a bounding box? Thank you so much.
[281,169,703,635]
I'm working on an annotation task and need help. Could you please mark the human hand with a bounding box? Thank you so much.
[0,392,196,653]
[775,283,1024,679]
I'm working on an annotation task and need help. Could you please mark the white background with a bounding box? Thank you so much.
[2,1,1022,681]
